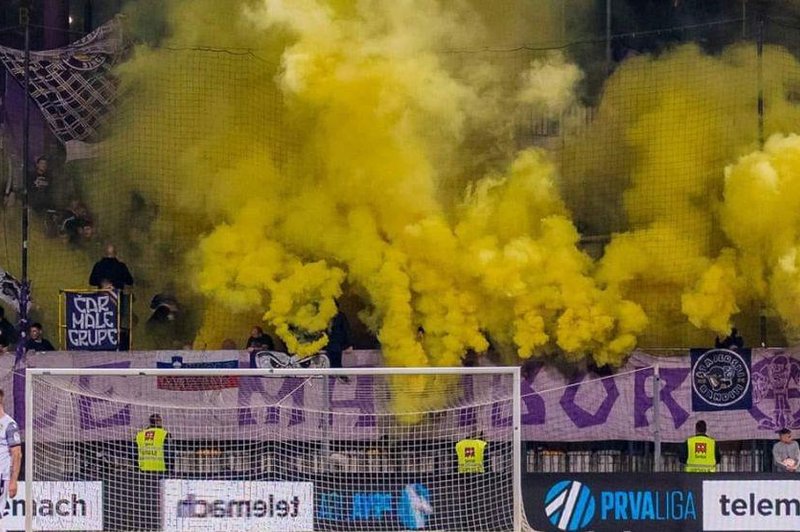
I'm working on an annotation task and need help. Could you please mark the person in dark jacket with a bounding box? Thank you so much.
[715,327,744,350]
[89,244,134,290]
[28,156,52,212]
[24,323,55,352]
[326,304,353,369]
[245,326,275,353]
[145,294,182,350]
[0,307,17,348]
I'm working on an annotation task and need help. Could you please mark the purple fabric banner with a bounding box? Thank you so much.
[7,348,800,442]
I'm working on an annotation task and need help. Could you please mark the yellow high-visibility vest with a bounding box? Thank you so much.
[685,435,716,473]
[456,438,487,473]
[136,427,168,472]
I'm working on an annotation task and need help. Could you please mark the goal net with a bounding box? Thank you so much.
[25,366,523,531]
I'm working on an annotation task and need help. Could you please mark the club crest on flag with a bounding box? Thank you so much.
[691,348,752,411]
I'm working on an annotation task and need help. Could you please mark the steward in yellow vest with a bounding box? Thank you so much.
[456,437,487,473]
[136,413,170,472]
[681,420,720,473]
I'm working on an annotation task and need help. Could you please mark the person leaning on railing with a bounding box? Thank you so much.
[773,428,800,473]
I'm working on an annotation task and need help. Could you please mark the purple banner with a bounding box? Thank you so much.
[9,348,800,442]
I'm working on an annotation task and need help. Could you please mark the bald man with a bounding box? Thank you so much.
[89,243,134,290]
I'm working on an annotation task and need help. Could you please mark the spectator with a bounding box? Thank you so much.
[24,323,54,352]
[715,328,744,350]
[220,339,237,350]
[326,303,353,369]
[89,244,134,290]
[28,156,52,212]
[2,146,17,208]
[147,294,179,324]
[773,428,800,473]
[145,294,181,350]
[76,220,96,244]
[0,307,16,348]
[679,420,720,472]
[245,326,275,353]
[461,349,479,367]
[521,357,539,381]
[61,199,92,238]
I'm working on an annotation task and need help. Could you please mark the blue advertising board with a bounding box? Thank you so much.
[526,473,700,532]
[315,474,512,531]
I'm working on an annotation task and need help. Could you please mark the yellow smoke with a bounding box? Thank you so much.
[564,43,800,345]
[84,0,800,371]
[94,0,645,367]
[716,133,800,342]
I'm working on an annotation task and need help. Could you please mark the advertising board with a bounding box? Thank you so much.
[162,479,313,530]
[525,474,800,532]
[524,473,700,532]
[3,481,103,531]
[703,480,800,531]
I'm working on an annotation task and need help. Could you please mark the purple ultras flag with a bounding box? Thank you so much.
[0,18,128,144]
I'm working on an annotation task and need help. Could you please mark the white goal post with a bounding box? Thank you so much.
[25,366,523,531]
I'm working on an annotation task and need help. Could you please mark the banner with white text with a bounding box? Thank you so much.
[61,290,120,351]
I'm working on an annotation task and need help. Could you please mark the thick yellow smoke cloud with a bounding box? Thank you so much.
[716,133,800,342]
[94,0,643,367]
[563,43,800,345]
[240,0,644,366]
[80,0,800,365]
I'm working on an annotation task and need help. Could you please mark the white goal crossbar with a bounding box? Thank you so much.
[25,366,523,532]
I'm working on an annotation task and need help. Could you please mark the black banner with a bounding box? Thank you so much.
[63,290,119,350]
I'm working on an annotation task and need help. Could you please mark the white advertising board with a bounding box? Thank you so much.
[2,481,103,531]
[704,480,800,531]
[162,480,314,531]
